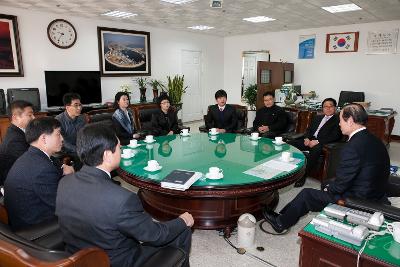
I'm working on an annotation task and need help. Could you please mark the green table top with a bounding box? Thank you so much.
[304,213,400,266]
[119,133,305,187]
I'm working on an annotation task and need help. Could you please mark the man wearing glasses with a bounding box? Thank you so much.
[55,93,86,168]
[289,98,342,187]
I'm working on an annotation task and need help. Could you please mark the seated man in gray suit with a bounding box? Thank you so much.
[56,124,193,267]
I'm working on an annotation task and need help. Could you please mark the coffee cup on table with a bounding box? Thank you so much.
[147,160,160,170]
[251,132,259,140]
[130,139,138,147]
[145,135,154,143]
[275,136,283,144]
[122,149,134,158]
[281,151,292,162]
[388,222,400,243]
[181,129,189,136]
[209,128,217,135]
[209,167,223,177]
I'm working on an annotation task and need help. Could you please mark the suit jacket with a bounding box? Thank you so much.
[328,129,390,201]
[56,166,188,267]
[151,109,179,136]
[253,105,288,133]
[112,108,137,145]
[305,114,342,145]
[205,104,238,133]
[0,124,29,184]
[4,146,63,231]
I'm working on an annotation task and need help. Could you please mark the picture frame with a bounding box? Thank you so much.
[97,27,151,76]
[0,14,23,77]
[326,32,359,53]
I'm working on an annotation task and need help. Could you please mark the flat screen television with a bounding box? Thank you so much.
[45,71,102,107]
[7,88,41,112]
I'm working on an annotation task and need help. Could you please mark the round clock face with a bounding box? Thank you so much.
[47,19,77,49]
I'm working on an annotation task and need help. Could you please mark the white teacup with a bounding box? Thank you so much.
[210,135,217,141]
[147,160,160,170]
[275,136,283,144]
[122,148,134,158]
[130,139,138,147]
[209,128,217,135]
[251,132,259,140]
[181,129,189,136]
[388,222,400,243]
[209,167,223,177]
[281,151,292,162]
[145,135,154,143]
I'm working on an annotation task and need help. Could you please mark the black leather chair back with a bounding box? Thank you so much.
[0,89,5,115]
[138,107,159,131]
[338,91,365,107]
[86,108,115,127]
[232,105,247,130]
[284,109,299,133]
[323,142,346,180]
[0,154,16,186]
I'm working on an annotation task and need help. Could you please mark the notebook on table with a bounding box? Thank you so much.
[161,170,202,191]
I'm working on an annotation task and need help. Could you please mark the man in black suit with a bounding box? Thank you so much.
[262,104,390,233]
[253,92,287,138]
[0,100,35,184]
[56,124,193,267]
[4,117,74,230]
[205,89,238,133]
[290,98,342,187]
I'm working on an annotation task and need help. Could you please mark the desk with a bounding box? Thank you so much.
[299,223,399,267]
[118,133,305,237]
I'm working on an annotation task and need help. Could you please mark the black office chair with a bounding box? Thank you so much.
[0,89,6,115]
[338,91,365,108]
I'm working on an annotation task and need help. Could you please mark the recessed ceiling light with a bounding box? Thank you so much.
[243,16,276,23]
[102,10,137,19]
[321,3,362,13]
[161,0,198,4]
[187,25,214,31]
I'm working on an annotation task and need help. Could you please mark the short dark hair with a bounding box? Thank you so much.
[25,117,61,144]
[215,90,227,99]
[263,91,274,98]
[113,92,130,109]
[10,100,33,116]
[322,98,337,107]
[341,103,368,125]
[63,93,81,106]
[77,123,118,166]
[157,93,171,108]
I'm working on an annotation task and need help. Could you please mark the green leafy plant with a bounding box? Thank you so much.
[242,84,258,110]
[148,79,164,91]
[135,77,148,90]
[164,75,188,104]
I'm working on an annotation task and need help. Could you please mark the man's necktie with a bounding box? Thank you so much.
[314,116,329,138]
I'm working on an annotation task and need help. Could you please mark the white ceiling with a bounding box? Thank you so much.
[1,0,400,36]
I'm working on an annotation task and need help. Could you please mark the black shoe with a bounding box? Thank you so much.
[294,177,306,187]
[262,208,285,233]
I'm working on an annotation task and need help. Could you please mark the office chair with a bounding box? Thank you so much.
[0,89,5,115]
[338,91,365,108]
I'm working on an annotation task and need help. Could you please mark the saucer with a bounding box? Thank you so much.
[128,144,141,148]
[280,157,294,162]
[144,139,156,144]
[272,141,285,145]
[250,136,261,141]
[180,133,191,137]
[143,165,162,172]
[121,154,133,159]
[209,132,219,136]
[205,172,223,180]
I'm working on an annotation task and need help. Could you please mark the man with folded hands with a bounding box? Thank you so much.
[205,89,238,133]
[262,104,390,234]
[56,124,193,267]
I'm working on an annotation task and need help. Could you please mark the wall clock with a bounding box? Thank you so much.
[47,19,77,49]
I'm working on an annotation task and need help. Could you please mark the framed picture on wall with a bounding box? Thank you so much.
[0,14,23,77]
[97,27,151,76]
[326,32,359,53]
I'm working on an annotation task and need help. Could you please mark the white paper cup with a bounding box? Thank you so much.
[281,151,292,162]
[275,136,283,144]
[388,222,400,243]
[147,160,159,170]
[145,135,154,142]
[251,132,259,139]
[209,167,222,177]
[181,129,189,135]
[209,128,217,134]
[130,139,138,146]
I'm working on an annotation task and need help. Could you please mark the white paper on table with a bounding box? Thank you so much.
[244,166,283,180]
[263,160,298,172]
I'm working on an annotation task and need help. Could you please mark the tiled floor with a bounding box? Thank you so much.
[117,121,400,267]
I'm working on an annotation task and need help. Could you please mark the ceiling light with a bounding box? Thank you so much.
[243,16,276,23]
[161,0,198,4]
[321,3,362,13]
[102,10,137,18]
[187,25,214,31]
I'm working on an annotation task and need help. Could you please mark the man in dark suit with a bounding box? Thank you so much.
[4,117,74,231]
[0,100,35,184]
[262,103,390,233]
[289,98,342,187]
[205,89,238,133]
[56,124,193,267]
[253,91,287,138]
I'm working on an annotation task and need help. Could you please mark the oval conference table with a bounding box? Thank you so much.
[118,133,305,237]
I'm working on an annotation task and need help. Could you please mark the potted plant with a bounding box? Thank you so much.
[135,77,148,102]
[148,79,164,103]
[242,84,258,127]
[164,75,187,111]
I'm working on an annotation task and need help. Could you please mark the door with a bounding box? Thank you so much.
[242,54,257,94]
[181,50,202,122]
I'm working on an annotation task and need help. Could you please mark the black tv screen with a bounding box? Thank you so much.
[45,71,102,107]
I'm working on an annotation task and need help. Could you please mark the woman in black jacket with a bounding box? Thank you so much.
[151,94,179,136]
[112,92,139,145]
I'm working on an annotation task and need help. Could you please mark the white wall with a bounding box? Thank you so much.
[0,6,224,114]
[224,20,400,135]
